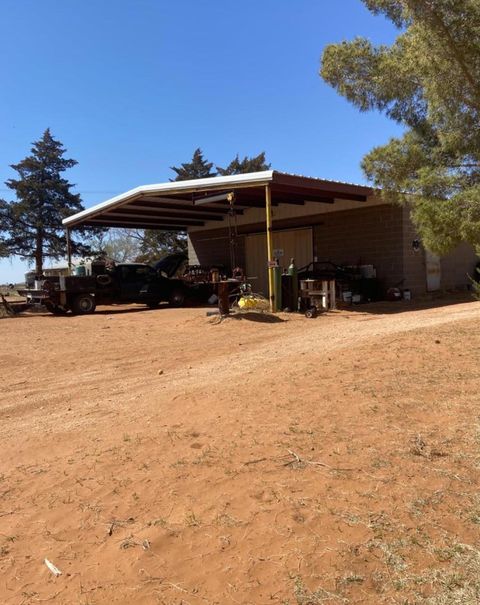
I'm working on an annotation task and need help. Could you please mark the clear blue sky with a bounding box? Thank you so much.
[0,0,402,282]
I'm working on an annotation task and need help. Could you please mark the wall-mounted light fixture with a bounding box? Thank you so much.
[194,191,234,206]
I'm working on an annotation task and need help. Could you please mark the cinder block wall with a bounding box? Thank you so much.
[440,242,478,290]
[402,208,426,294]
[402,207,478,294]
[313,204,405,290]
[188,204,477,297]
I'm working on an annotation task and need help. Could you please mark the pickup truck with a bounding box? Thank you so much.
[19,261,187,315]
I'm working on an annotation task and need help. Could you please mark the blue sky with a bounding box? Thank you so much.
[0,0,402,282]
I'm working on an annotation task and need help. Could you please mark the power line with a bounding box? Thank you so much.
[0,189,122,195]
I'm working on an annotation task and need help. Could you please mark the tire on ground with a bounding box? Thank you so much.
[71,294,96,315]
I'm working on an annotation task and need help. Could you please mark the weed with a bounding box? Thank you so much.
[293,576,345,604]
[289,425,314,436]
[215,512,243,527]
[148,517,167,528]
[371,457,390,469]
[192,447,215,466]
[119,535,137,549]
[170,458,187,468]
[185,511,200,527]
[410,434,428,457]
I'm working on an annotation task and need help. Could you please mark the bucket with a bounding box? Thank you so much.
[403,289,411,301]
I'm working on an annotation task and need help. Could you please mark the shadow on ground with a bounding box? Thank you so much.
[336,293,476,316]
[8,294,477,320]
[217,311,285,324]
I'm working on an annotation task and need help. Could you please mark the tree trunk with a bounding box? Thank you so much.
[35,230,43,276]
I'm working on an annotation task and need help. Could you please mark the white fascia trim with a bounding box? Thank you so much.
[63,171,274,227]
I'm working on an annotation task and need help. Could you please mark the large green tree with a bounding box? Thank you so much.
[216,152,270,176]
[0,129,89,274]
[132,147,213,262]
[138,148,270,262]
[136,148,212,262]
[135,229,187,264]
[321,0,480,255]
[170,148,216,181]
[86,228,141,263]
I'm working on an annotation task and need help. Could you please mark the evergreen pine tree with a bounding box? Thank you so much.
[170,148,216,181]
[141,148,270,262]
[139,148,213,261]
[321,0,480,255]
[0,129,89,274]
[216,152,270,176]
[135,230,187,264]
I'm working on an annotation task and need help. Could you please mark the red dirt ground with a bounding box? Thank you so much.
[1,297,480,604]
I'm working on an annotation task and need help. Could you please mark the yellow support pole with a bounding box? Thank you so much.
[265,184,275,312]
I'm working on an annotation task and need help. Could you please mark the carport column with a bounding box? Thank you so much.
[66,228,72,274]
[265,184,276,312]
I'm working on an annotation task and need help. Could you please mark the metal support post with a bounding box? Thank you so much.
[265,184,275,312]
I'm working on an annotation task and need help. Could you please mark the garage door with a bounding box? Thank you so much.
[245,228,313,296]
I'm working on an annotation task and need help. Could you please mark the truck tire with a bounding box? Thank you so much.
[169,288,185,307]
[71,294,96,315]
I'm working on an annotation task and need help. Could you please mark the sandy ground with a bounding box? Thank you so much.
[1,297,480,604]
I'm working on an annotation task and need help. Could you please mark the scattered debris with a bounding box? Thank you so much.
[120,536,137,550]
[44,558,62,577]
[283,449,353,472]
[244,457,268,466]
[410,434,428,457]
[0,294,15,318]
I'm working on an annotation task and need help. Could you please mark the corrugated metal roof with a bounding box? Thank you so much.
[63,171,274,227]
[275,170,369,190]
[63,170,372,230]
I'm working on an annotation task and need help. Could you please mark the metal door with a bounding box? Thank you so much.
[245,228,313,295]
[426,250,442,291]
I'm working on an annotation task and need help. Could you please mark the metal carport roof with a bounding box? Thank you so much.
[62,171,372,231]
